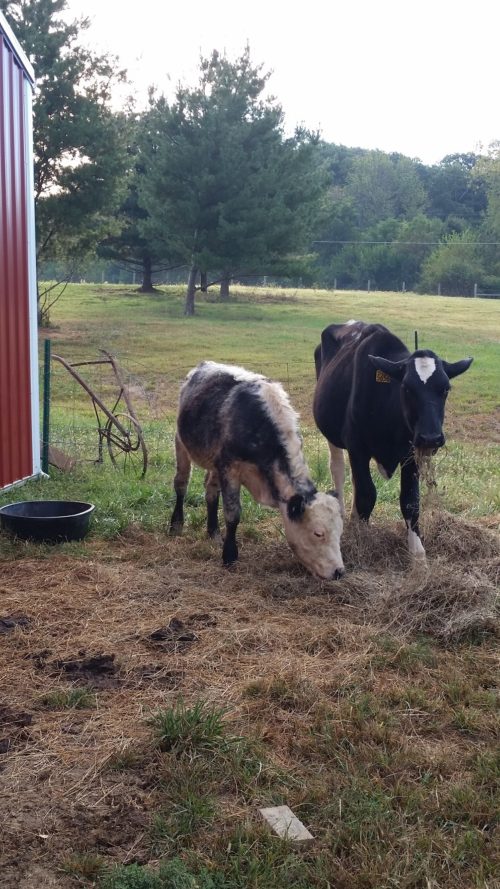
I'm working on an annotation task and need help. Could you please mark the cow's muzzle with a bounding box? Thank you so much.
[414,433,445,453]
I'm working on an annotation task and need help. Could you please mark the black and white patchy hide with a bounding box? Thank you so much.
[313,321,473,560]
[170,361,345,580]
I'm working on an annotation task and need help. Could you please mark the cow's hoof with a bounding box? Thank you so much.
[222,540,238,565]
[409,550,428,573]
[169,523,183,537]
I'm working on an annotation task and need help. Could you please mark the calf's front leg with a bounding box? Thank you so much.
[219,467,242,566]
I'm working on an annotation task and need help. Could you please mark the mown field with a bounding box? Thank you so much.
[0,284,498,889]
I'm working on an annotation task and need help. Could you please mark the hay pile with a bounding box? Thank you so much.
[302,507,499,640]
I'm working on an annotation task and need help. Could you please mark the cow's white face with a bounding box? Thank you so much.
[281,492,344,580]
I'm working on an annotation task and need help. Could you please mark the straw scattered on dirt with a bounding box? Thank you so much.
[0,509,498,887]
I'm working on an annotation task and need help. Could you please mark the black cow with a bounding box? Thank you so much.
[313,321,473,558]
[170,361,344,579]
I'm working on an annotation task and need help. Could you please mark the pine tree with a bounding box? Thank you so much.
[139,48,325,315]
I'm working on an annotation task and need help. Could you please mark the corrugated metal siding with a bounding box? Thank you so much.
[0,29,34,488]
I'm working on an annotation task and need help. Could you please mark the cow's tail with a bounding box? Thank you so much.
[314,343,323,380]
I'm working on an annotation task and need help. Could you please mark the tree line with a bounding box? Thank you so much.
[3,0,500,319]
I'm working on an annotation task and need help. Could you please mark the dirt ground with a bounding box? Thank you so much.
[0,512,498,888]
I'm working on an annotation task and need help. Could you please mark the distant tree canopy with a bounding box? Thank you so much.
[138,48,327,314]
[476,144,500,238]
[1,0,127,315]
[2,2,499,304]
[346,151,428,228]
[313,145,497,294]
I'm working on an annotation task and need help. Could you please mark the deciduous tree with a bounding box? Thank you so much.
[346,151,427,228]
[419,230,484,296]
[1,0,127,318]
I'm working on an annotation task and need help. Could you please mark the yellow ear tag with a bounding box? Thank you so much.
[376,369,391,383]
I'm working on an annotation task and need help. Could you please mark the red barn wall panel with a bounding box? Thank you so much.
[0,29,35,488]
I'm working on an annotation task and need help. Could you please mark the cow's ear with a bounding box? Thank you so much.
[442,357,473,379]
[287,494,306,522]
[368,354,406,381]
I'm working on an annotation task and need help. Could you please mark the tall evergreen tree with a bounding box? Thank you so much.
[139,48,325,315]
[97,112,181,293]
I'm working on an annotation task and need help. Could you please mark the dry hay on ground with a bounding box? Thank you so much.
[0,509,498,887]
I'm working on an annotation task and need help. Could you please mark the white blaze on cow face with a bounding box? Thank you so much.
[414,356,436,384]
[280,493,344,580]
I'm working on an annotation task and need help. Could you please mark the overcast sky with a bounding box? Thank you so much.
[66,0,498,166]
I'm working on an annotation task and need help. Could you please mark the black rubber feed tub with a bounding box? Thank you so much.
[0,500,95,542]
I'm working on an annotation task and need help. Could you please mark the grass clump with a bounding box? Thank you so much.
[151,792,216,852]
[98,833,319,889]
[61,851,105,880]
[105,748,144,772]
[37,687,95,709]
[243,674,318,712]
[149,698,230,754]
[471,749,500,787]
[370,636,442,675]
[99,862,165,889]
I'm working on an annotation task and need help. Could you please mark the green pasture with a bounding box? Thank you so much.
[1,284,498,534]
[46,283,498,416]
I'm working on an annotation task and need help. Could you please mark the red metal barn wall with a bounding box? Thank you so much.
[0,14,39,490]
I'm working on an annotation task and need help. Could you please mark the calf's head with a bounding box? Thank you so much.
[280,491,344,580]
[369,350,473,456]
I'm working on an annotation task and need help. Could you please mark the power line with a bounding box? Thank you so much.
[312,240,500,246]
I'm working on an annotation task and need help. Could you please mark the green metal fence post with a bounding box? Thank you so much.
[42,338,51,474]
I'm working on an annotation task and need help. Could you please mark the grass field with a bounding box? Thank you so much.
[0,285,498,889]
[40,283,500,418]
[1,283,499,529]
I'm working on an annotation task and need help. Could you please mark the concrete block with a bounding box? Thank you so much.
[259,805,314,842]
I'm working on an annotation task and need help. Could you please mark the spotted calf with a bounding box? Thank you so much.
[170,361,344,579]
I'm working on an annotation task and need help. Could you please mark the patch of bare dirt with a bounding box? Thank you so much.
[445,407,500,443]
[49,652,119,688]
[0,510,497,886]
